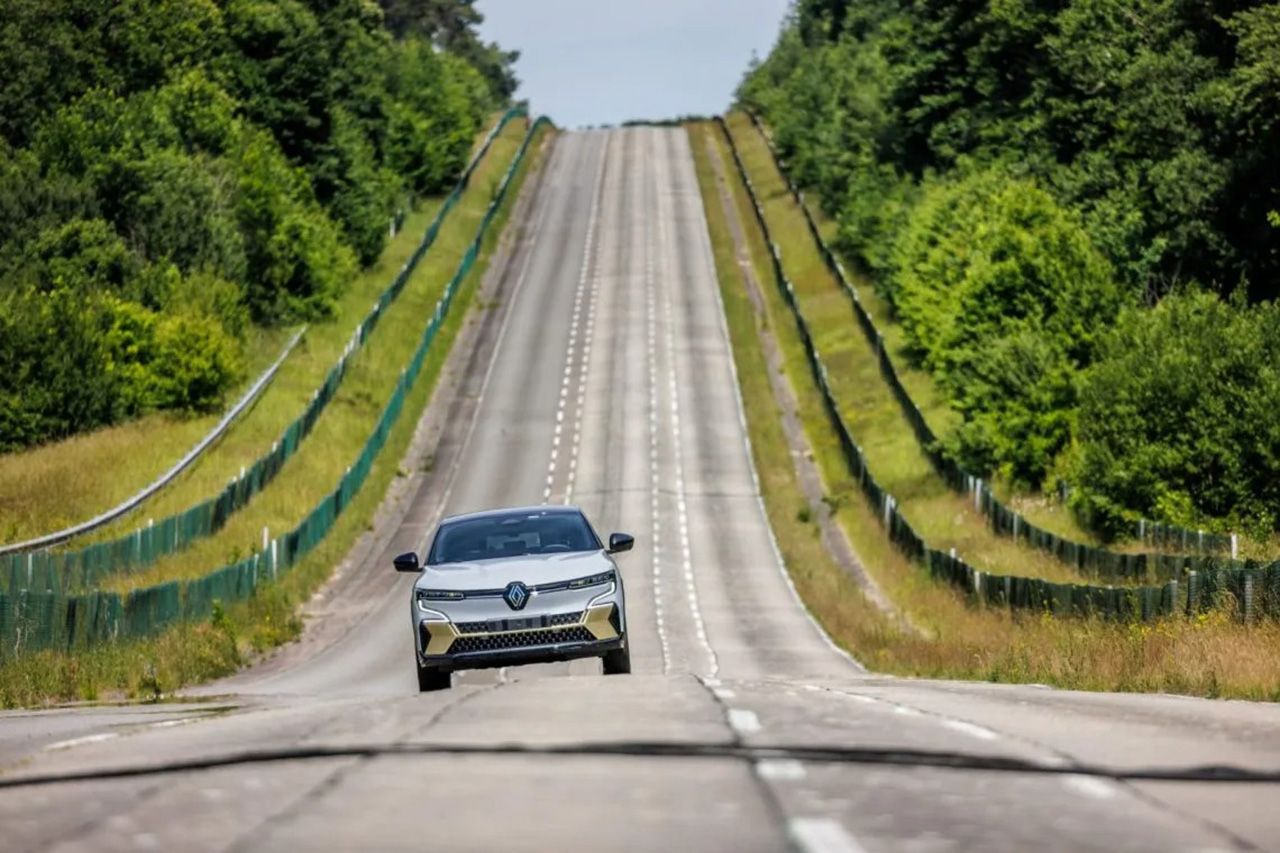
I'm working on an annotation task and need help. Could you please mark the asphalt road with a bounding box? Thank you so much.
[1,128,1279,852]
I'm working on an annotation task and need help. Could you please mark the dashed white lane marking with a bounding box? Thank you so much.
[46,732,117,751]
[644,134,671,675]
[563,172,601,505]
[892,705,922,718]
[429,131,561,521]
[728,708,762,735]
[1062,774,1118,800]
[655,139,717,679]
[756,759,807,781]
[544,136,608,504]
[789,818,869,853]
[713,687,736,700]
[942,719,1000,741]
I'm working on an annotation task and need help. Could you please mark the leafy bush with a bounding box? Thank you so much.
[1070,293,1280,538]
[891,172,1123,485]
[230,128,355,322]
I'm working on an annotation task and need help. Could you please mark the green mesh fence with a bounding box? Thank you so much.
[734,113,1264,581]
[716,116,1279,624]
[1,107,529,596]
[0,116,551,661]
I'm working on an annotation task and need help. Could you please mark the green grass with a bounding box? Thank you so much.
[691,119,1280,701]
[0,112,514,549]
[723,113,1089,585]
[102,118,531,591]
[0,121,553,708]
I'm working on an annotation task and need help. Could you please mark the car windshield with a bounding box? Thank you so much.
[427,510,602,565]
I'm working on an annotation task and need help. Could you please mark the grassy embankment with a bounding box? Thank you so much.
[0,120,552,708]
[720,113,1094,585]
[689,118,1280,701]
[0,114,515,547]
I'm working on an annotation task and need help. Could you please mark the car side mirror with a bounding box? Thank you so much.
[607,533,634,554]
[393,551,421,572]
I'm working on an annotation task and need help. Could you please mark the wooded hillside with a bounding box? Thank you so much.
[740,0,1280,538]
[0,0,514,452]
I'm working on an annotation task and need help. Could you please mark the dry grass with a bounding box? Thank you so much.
[0,122,553,708]
[0,112,516,549]
[691,119,1280,701]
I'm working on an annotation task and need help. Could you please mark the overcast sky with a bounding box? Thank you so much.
[476,0,790,129]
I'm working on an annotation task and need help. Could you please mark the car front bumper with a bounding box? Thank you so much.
[416,601,624,672]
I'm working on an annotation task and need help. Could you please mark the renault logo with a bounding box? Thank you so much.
[504,581,529,611]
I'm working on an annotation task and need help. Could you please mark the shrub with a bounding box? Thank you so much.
[1070,292,1280,538]
[891,171,1123,485]
[231,129,354,322]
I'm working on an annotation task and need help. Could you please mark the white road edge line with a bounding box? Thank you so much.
[45,732,118,751]
[789,818,869,853]
[942,719,1000,742]
[151,717,200,730]
[684,128,865,673]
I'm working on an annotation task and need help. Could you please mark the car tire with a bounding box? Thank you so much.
[601,642,631,675]
[417,664,451,692]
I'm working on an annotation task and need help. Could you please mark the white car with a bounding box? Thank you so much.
[395,505,633,691]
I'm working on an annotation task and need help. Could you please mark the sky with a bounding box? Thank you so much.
[476,0,790,129]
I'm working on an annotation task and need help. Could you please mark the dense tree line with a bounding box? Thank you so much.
[0,0,514,452]
[740,0,1280,537]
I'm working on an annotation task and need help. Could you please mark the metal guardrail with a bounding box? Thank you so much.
[0,327,305,557]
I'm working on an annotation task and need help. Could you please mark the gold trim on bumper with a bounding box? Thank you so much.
[423,621,460,655]
[584,603,619,640]
[421,604,618,655]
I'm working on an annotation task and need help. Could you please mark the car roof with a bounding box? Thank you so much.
[438,505,585,525]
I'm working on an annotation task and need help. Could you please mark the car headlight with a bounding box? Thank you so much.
[568,569,616,589]
[417,589,464,603]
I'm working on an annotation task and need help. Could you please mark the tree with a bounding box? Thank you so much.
[1071,292,1280,537]
[376,0,518,99]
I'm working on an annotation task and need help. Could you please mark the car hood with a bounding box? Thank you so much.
[415,550,614,591]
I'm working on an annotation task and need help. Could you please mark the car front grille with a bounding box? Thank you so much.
[454,611,584,635]
[450,626,595,655]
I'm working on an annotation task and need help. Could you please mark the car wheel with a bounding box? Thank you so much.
[601,642,631,675]
[417,664,451,692]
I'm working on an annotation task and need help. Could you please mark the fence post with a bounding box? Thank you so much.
[1243,571,1254,622]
